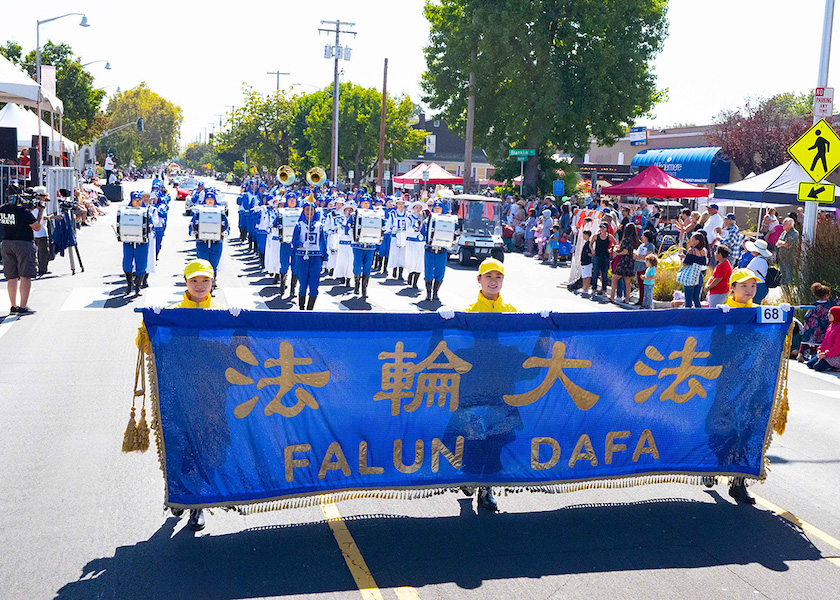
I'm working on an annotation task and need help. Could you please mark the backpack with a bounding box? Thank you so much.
[766,266,781,289]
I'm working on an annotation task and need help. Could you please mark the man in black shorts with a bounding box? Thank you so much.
[0,191,45,315]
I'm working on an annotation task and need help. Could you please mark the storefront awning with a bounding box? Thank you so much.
[631,147,730,184]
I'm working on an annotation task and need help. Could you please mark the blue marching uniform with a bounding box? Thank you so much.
[150,200,168,258]
[292,207,328,310]
[189,208,229,275]
[351,211,380,298]
[421,203,451,301]
[120,192,152,295]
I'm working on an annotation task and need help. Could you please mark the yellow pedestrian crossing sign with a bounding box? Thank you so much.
[788,118,840,183]
[797,181,836,203]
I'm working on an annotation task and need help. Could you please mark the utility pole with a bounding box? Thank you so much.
[804,0,835,244]
[462,12,478,194]
[377,58,388,193]
[319,20,357,184]
[267,70,289,92]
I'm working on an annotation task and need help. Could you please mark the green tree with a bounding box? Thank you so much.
[304,83,425,185]
[9,41,107,144]
[104,83,182,167]
[214,86,296,174]
[707,93,813,177]
[422,0,669,196]
[0,41,23,64]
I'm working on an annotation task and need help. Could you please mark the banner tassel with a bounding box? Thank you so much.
[121,406,138,452]
[135,406,150,452]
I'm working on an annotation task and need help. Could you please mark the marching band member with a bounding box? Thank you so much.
[324,197,345,277]
[351,196,382,298]
[189,189,229,277]
[119,191,152,296]
[333,201,355,286]
[190,181,207,206]
[422,200,451,301]
[265,196,282,283]
[374,196,390,273]
[278,193,300,297]
[149,190,168,260]
[386,196,409,281]
[405,201,426,289]
[292,200,328,310]
[254,192,273,269]
[236,180,258,242]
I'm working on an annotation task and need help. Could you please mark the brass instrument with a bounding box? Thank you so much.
[277,165,296,186]
[306,167,326,187]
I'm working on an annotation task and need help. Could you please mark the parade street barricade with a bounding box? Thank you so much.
[129,308,793,513]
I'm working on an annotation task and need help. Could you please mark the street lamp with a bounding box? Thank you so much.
[35,12,89,183]
[82,59,111,70]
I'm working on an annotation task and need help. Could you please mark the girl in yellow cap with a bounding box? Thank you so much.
[135,259,223,531]
[439,257,518,511]
[724,268,760,308]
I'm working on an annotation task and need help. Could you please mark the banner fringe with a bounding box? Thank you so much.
[192,474,756,515]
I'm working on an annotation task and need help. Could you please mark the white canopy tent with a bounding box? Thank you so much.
[0,103,77,154]
[0,53,63,114]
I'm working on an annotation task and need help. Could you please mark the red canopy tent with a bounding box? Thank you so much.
[603,165,709,198]
[394,162,463,185]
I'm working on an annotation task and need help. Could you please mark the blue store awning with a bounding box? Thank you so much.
[631,147,730,184]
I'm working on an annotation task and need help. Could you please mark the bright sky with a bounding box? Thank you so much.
[3,0,839,148]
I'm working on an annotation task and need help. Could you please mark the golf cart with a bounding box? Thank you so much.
[448,194,505,266]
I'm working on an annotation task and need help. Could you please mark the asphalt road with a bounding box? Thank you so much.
[1,177,839,600]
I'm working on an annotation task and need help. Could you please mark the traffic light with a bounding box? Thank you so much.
[137,118,144,132]
[208,133,214,142]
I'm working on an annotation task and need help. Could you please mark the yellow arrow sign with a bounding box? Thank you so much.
[788,118,840,183]
[797,181,836,203]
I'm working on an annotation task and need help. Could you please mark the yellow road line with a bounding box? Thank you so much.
[320,500,421,600]
[753,492,840,566]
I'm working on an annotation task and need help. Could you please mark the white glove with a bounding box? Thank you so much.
[779,303,791,312]
[228,305,242,317]
[540,309,551,318]
[437,306,456,320]
[149,304,166,315]
[719,304,731,313]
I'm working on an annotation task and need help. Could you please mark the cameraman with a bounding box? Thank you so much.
[0,189,45,315]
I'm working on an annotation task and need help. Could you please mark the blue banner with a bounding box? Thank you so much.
[141,308,791,510]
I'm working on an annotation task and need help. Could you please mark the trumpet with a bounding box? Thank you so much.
[277,165,296,186]
[307,167,326,187]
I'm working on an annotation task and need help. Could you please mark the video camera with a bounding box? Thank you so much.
[4,184,42,210]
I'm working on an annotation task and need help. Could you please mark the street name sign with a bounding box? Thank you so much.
[815,87,834,118]
[797,181,835,203]
[788,118,840,183]
[509,149,536,157]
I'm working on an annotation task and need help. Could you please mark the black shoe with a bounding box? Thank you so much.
[392,268,398,279]
[298,295,306,310]
[188,508,205,531]
[289,275,298,298]
[361,276,369,299]
[141,274,149,289]
[425,281,433,301]
[432,280,442,301]
[461,486,475,497]
[397,267,404,282]
[354,275,361,295]
[124,272,133,295]
[477,487,498,512]
[273,274,280,285]
[9,306,18,314]
[307,296,317,310]
[16,307,36,315]
[728,480,756,505]
[279,274,287,296]
[171,507,184,517]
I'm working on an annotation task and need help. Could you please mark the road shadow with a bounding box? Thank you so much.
[341,297,373,311]
[396,288,422,298]
[264,296,295,310]
[54,497,825,600]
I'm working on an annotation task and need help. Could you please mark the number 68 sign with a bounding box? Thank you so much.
[757,305,786,324]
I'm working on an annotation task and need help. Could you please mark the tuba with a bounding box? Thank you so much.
[277,165,295,186]
[306,167,326,187]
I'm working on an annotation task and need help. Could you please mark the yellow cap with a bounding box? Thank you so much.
[729,268,759,285]
[478,257,505,276]
[184,259,215,280]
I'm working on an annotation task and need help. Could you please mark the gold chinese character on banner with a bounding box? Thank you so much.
[503,341,598,410]
[226,343,330,418]
[633,337,722,404]
[374,341,472,416]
